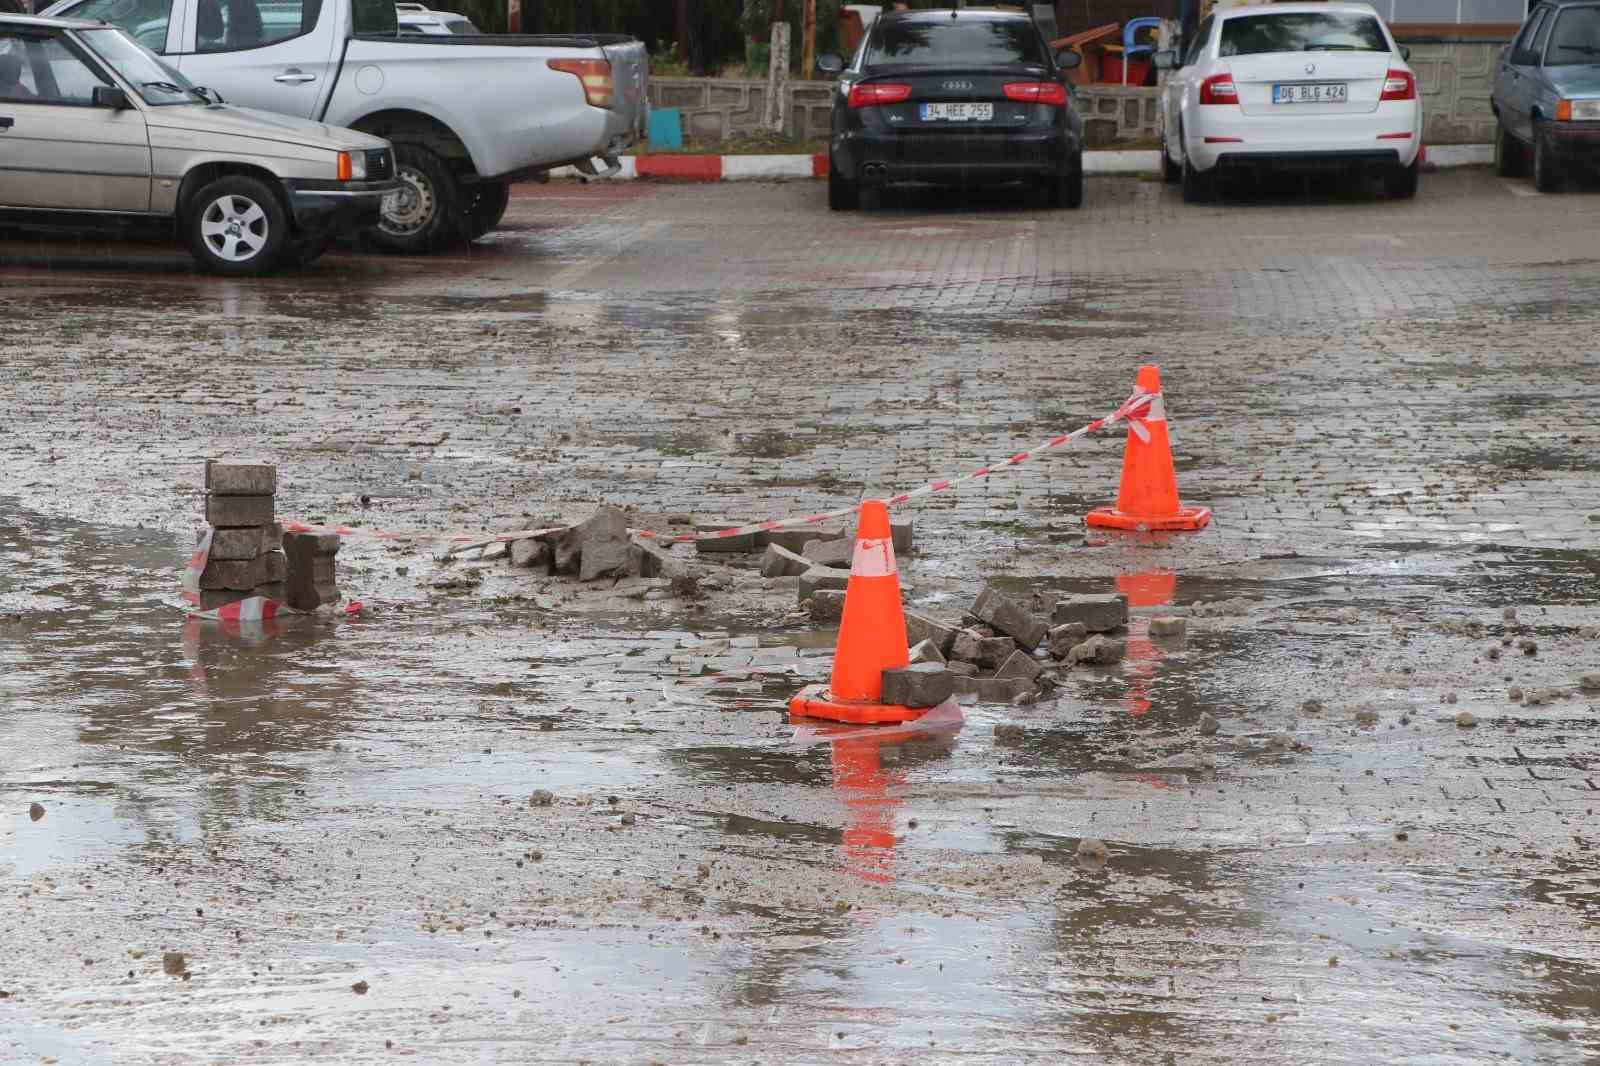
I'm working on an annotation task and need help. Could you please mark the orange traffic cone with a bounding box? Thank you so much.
[1086,365,1211,532]
[790,499,936,725]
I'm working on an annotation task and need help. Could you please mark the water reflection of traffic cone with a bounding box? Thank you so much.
[790,499,938,725]
[831,736,900,885]
[1116,570,1176,719]
[1086,366,1211,532]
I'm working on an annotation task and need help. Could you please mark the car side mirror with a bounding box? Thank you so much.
[93,85,131,109]
[816,52,845,75]
[1513,47,1538,65]
[1152,49,1178,70]
[1399,45,1410,60]
[1055,47,1082,69]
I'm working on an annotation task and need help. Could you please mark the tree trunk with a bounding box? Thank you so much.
[801,0,815,79]
[675,0,691,70]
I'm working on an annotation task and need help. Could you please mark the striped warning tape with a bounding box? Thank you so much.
[272,385,1155,559]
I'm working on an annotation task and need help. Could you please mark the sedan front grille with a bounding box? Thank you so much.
[365,149,394,181]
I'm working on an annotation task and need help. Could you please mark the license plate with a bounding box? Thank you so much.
[1273,82,1347,104]
[920,102,993,121]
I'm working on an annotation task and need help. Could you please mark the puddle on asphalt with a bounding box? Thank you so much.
[4,502,1598,1063]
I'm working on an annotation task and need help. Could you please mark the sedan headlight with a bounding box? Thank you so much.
[1568,99,1600,121]
[336,150,368,181]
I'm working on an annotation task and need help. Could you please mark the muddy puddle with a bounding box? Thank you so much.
[3,498,1597,1063]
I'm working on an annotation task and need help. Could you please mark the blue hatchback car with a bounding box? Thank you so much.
[1492,0,1600,190]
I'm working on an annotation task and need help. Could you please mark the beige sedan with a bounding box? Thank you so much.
[0,12,397,274]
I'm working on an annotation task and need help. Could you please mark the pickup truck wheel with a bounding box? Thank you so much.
[463,181,511,241]
[185,176,287,276]
[372,143,462,253]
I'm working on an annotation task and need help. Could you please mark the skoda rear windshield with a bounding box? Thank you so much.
[865,17,1047,67]
[1219,12,1389,56]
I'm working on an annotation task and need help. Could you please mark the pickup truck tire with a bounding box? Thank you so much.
[463,181,512,241]
[372,143,462,253]
[185,175,288,276]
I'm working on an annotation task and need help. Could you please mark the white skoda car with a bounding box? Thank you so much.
[1156,2,1423,202]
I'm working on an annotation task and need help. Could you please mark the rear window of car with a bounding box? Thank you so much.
[865,17,1046,67]
[1218,12,1389,56]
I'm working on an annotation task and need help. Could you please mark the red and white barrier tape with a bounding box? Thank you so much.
[179,528,362,622]
[273,386,1156,559]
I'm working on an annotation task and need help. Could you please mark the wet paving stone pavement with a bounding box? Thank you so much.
[2,171,1598,1063]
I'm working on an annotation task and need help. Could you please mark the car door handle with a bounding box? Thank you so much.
[0,116,12,130]
[274,70,317,83]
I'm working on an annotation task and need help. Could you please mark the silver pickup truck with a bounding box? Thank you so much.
[43,0,648,250]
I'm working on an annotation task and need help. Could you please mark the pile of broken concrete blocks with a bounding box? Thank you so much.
[895,589,1139,705]
[198,461,340,611]
[756,520,914,622]
[505,505,699,593]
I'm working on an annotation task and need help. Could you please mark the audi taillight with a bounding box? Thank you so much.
[1003,81,1068,106]
[848,82,912,108]
[1379,69,1416,102]
[1199,74,1238,105]
[550,58,615,110]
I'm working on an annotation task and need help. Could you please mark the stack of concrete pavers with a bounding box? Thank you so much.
[881,587,1134,704]
[282,530,341,610]
[199,461,286,611]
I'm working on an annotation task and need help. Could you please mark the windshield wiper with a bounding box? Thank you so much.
[1303,44,1361,51]
[141,80,190,95]
[1555,43,1600,55]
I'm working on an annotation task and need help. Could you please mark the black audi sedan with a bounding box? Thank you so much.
[817,7,1085,210]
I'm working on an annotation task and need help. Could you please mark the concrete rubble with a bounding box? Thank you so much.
[500,504,701,594]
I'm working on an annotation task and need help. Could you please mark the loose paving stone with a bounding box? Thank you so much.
[970,587,1047,651]
[756,526,844,552]
[1580,672,1600,692]
[994,649,1043,682]
[1198,712,1219,735]
[1066,635,1125,665]
[511,536,551,569]
[1046,622,1089,660]
[890,519,913,556]
[881,663,953,707]
[952,675,1035,703]
[208,526,270,561]
[28,802,44,821]
[1456,711,1479,728]
[693,524,756,553]
[905,610,961,656]
[945,660,978,677]
[1053,593,1128,633]
[205,494,274,528]
[993,723,1026,745]
[950,630,1017,669]
[1076,838,1109,865]
[204,460,276,495]
[801,537,854,568]
[806,589,846,622]
[908,639,946,665]
[1148,616,1187,638]
[760,543,810,579]
[199,556,271,591]
[574,506,632,582]
[798,566,850,603]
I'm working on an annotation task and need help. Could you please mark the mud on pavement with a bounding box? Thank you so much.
[2,173,1599,1064]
